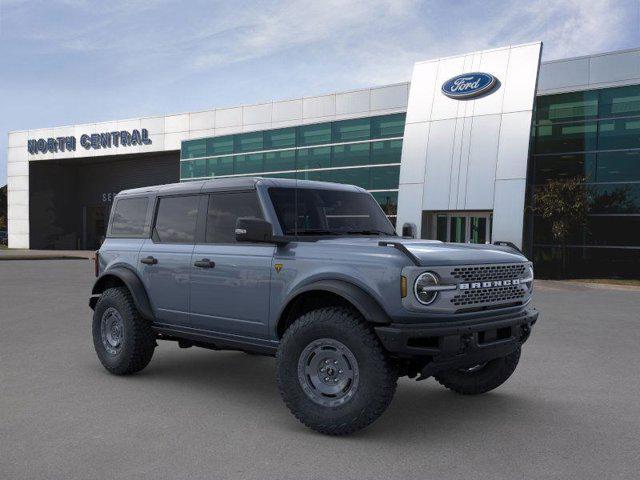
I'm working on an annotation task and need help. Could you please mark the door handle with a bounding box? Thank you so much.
[140,256,158,265]
[194,258,215,268]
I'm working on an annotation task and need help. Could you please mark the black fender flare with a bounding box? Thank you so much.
[90,266,154,320]
[278,279,391,330]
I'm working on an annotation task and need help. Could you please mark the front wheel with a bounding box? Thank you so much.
[276,307,397,436]
[434,347,521,395]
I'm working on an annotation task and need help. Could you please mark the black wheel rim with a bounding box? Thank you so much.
[297,338,359,407]
[101,307,124,355]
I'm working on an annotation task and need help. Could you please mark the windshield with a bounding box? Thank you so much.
[268,187,396,236]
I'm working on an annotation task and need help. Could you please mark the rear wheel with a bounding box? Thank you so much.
[276,307,397,435]
[434,347,521,395]
[92,287,156,375]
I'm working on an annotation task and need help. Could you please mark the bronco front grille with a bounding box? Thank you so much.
[451,264,526,283]
[451,285,525,307]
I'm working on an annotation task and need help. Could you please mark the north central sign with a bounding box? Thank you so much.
[27,128,152,155]
[441,72,497,99]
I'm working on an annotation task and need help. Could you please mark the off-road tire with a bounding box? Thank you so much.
[434,347,521,395]
[92,287,156,375]
[276,307,397,435]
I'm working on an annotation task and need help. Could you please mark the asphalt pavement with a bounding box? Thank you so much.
[1,260,639,480]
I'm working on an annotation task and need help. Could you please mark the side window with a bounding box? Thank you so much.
[205,192,263,243]
[153,195,200,244]
[110,197,149,237]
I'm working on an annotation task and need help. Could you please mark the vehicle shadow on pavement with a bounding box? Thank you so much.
[113,346,561,441]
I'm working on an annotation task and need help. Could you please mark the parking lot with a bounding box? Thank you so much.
[1,260,639,480]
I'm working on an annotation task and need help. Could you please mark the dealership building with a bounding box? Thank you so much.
[6,43,640,277]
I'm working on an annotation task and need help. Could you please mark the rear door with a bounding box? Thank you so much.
[138,194,201,327]
[189,191,274,339]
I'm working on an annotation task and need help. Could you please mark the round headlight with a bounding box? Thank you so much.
[414,272,439,305]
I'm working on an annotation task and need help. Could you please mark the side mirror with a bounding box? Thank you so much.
[235,217,274,243]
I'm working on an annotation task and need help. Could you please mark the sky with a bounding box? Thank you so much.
[1,0,639,186]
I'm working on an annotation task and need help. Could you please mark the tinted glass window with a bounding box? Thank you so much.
[208,156,234,177]
[153,195,199,243]
[268,187,395,236]
[332,118,370,142]
[205,192,263,243]
[296,147,331,170]
[371,113,406,138]
[297,123,331,146]
[110,197,149,237]
[181,139,206,159]
[264,128,296,149]
[264,150,295,172]
[234,132,263,153]
[206,136,233,156]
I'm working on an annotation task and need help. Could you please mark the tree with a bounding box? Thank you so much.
[534,177,589,277]
[0,185,7,230]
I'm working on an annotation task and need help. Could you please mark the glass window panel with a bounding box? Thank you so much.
[470,217,487,244]
[534,121,598,154]
[589,183,640,214]
[110,197,149,238]
[264,150,295,172]
[205,192,263,244]
[332,143,370,167]
[262,172,297,179]
[596,151,640,182]
[332,118,370,142]
[585,216,640,246]
[371,191,398,216]
[297,170,330,182]
[598,84,640,118]
[535,91,598,123]
[329,168,370,189]
[369,166,400,190]
[371,139,402,164]
[436,214,447,241]
[207,156,234,177]
[180,161,193,179]
[206,136,233,156]
[532,153,597,183]
[449,217,466,243]
[597,119,640,150]
[181,139,206,159]
[297,123,332,146]
[371,113,406,139]
[296,147,331,170]
[153,195,199,244]
[264,128,296,149]
[234,153,263,174]
[234,131,263,153]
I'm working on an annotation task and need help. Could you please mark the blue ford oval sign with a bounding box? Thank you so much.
[441,72,497,99]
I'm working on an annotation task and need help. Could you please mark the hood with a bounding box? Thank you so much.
[399,239,526,266]
[313,236,527,266]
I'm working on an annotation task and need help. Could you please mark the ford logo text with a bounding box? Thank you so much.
[441,72,497,99]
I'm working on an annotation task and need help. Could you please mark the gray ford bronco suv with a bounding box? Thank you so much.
[90,177,538,435]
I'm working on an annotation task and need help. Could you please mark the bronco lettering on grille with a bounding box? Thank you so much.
[459,279,521,290]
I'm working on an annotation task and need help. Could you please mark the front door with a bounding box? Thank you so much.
[138,194,201,327]
[189,191,274,339]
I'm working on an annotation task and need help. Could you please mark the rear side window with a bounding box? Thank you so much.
[205,192,263,243]
[110,197,149,237]
[153,195,200,244]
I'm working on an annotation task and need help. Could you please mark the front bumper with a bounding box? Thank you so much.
[375,307,538,377]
